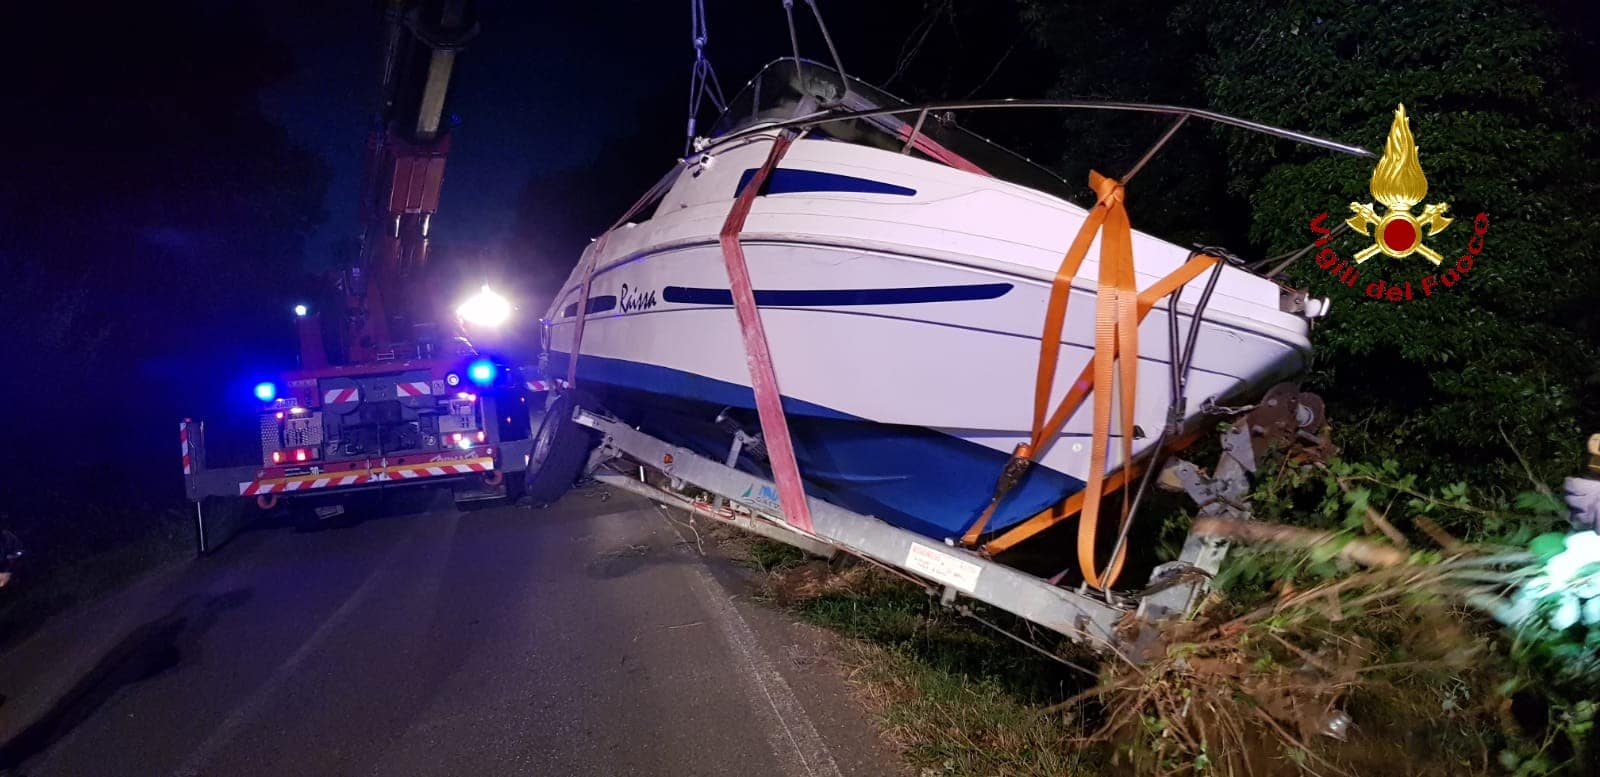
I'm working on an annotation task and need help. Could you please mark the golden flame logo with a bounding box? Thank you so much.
[1347,104,1452,264]
[1370,104,1428,211]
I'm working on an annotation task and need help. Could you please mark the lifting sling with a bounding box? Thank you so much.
[560,139,814,534]
[564,163,686,385]
[564,235,605,386]
[715,132,816,534]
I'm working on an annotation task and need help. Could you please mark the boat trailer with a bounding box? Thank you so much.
[569,383,1329,655]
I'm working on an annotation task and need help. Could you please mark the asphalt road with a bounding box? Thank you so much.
[0,489,902,776]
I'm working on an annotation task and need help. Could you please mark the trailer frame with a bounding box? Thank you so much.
[571,406,1230,651]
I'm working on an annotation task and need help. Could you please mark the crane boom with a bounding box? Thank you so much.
[335,0,479,366]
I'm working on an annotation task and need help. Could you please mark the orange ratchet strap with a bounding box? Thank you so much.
[717,132,816,534]
[962,171,1221,591]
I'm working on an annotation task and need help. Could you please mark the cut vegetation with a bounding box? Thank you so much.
[721,473,1600,777]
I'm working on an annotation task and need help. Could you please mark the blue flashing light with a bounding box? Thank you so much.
[467,359,497,386]
[254,381,278,403]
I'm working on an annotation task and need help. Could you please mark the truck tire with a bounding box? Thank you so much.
[523,391,598,506]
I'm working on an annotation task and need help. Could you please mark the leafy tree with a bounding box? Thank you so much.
[1194,0,1600,484]
[1017,0,1246,244]
[1021,0,1600,486]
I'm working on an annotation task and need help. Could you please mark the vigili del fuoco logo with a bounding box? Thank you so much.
[1309,104,1490,303]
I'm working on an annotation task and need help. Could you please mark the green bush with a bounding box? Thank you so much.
[1021,0,1600,486]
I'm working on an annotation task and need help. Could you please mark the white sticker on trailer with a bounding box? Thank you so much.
[904,543,981,593]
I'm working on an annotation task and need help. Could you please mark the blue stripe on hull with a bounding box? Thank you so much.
[559,283,1011,320]
[548,352,1084,540]
[561,295,618,319]
[660,283,1012,307]
[735,168,917,198]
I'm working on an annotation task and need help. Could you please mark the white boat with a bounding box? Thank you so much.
[540,59,1340,542]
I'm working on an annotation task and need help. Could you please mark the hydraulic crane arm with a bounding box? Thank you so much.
[332,0,478,366]
[380,0,479,142]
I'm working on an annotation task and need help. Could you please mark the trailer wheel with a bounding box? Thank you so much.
[522,391,597,506]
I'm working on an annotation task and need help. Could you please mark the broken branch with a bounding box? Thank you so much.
[1191,517,1410,568]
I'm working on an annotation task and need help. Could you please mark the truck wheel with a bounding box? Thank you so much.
[523,391,597,506]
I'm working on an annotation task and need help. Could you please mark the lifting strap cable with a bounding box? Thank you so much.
[780,1,804,68]
[684,0,726,155]
[779,0,850,95]
[564,162,689,387]
[718,132,816,534]
[961,171,1222,591]
[800,0,849,87]
[565,234,606,387]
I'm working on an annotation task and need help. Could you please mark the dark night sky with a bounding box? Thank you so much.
[255,2,793,262]
[0,0,1040,511]
[250,1,1039,278]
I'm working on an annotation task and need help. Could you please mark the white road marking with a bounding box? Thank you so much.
[654,509,843,777]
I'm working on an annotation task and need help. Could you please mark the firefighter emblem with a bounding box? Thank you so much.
[1346,104,1452,264]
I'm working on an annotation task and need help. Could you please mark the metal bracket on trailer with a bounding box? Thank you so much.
[571,407,1130,646]
[1138,385,1332,623]
[181,419,266,555]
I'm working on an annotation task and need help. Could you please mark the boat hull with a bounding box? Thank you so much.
[548,351,1084,539]
[543,135,1312,539]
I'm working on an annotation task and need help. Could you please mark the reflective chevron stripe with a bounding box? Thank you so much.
[238,456,494,496]
[396,381,432,397]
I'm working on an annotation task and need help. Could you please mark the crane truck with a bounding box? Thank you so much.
[180,0,537,550]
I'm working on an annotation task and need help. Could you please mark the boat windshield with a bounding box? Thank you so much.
[711,58,1075,200]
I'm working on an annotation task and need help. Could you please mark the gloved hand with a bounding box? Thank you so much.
[1563,477,1600,533]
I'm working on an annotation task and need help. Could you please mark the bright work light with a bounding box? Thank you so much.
[293,303,309,317]
[456,285,511,327]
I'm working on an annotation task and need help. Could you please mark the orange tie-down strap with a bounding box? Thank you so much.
[961,171,1221,590]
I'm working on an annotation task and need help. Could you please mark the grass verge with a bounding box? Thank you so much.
[734,535,1104,776]
[0,506,191,651]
